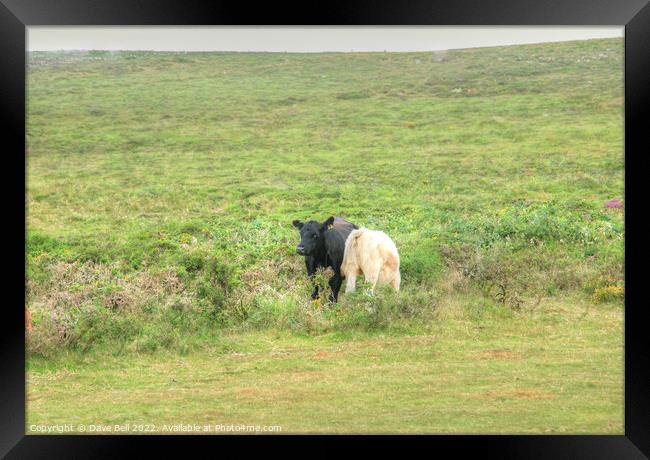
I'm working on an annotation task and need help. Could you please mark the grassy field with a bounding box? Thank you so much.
[26,38,624,434]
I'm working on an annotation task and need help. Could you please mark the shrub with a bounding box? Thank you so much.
[26,232,69,258]
[25,260,209,357]
[445,201,623,248]
[333,287,437,331]
[442,242,525,309]
[441,204,624,305]
[583,265,624,298]
[399,238,443,285]
[180,252,205,273]
[591,285,624,303]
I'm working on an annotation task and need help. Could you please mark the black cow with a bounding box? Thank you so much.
[292,216,358,302]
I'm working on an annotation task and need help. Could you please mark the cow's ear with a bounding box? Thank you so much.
[322,216,335,230]
[292,220,304,229]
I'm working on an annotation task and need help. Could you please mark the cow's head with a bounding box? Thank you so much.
[292,216,335,256]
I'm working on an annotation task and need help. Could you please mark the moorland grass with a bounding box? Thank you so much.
[26,38,624,433]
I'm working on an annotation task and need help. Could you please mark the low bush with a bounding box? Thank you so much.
[591,285,624,303]
[26,199,624,357]
[445,201,623,248]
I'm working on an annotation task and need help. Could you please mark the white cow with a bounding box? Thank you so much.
[341,228,401,294]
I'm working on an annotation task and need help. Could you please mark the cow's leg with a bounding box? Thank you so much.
[306,257,320,299]
[345,270,357,294]
[390,271,401,292]
[328,270,343,303]
[367,265,381,295]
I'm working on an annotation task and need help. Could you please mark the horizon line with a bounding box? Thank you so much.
[28,36,623,54]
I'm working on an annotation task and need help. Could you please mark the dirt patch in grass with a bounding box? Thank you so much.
[484,389,555,400]
[238,387,264,398]
[314,351,339,358]
[473,350,519,360]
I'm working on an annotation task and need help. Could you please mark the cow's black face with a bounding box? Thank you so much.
[292,217,334,256]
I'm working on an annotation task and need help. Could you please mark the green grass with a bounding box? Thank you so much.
[27,297,622,434]
[26,38,624,433]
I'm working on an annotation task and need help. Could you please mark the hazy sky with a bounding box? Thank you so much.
[27,26,623,52]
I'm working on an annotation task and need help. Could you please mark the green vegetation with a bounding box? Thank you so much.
[27,305,622,434]
[26,38,624,433]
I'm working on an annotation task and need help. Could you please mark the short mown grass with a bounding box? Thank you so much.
[26,38,624,433]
